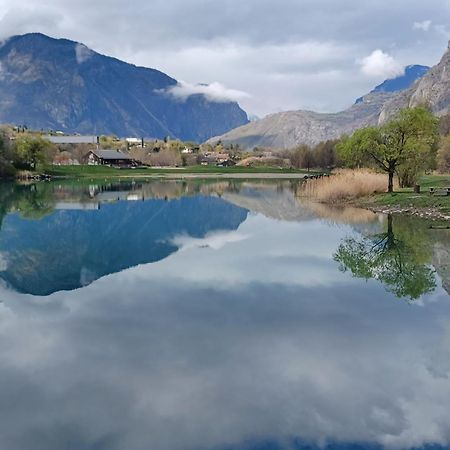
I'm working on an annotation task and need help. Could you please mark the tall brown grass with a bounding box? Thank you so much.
[299,169,392,203]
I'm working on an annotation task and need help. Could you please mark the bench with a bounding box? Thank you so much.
[429,187,450,196]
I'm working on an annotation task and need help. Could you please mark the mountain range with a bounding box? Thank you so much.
[0,33,249,142]
[209,52,450,149]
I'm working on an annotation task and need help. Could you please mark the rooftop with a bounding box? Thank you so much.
[92,149,134,160]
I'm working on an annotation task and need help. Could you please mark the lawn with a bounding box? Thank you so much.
[370,174,450,212]
[46,165,317,178]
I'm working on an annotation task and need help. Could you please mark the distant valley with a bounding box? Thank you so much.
[2,33,450,151]
[209,57,450,149]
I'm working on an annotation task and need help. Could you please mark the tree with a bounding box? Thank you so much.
[0,130,16,178]
[290,144,315,170]
[15,136,55,170]
[337,107,439,192]
[437,135,450,173]
[334,215,437,301]
[314,140,338,169]
[439,113,450,136]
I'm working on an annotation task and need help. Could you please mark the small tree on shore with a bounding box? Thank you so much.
[437,135,450,173]
[337,107,438,192]
[15,136,55,170]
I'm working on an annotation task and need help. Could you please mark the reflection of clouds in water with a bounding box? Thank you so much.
[0,253,7,271]
[0,277,449,450]
[171,230,250,251]
[426,322,450,380]
[157,215,358,288]
[0,214,448,450]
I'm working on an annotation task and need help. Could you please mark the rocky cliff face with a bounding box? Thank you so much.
[355,65,429,104]
[380,43,450,123]
[0,33,249,142]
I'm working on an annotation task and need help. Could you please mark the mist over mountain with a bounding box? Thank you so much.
[0,33,249,142]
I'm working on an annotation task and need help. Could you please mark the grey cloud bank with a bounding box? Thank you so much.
[0,0,449,116]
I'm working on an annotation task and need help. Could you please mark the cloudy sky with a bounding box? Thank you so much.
[1,0,450,117]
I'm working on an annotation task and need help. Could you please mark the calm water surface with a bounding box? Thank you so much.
[0,179,449,450]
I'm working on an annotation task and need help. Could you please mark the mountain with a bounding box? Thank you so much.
[208,56,440,149]
[0,33,248,142]
[380,42,450,122]
[208,91,394,149]
[355,65,429,103]
[0,195,248,296]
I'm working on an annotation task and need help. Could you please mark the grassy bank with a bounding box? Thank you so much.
[367,174,450,213]
[299,170,450,218]
[46,165,316,178]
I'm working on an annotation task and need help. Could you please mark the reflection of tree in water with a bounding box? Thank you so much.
[334,214,437,301]
[14,184,56,220]
[0,182,56,227]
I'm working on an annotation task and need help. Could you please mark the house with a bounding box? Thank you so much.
[86,149,139,167]
[46,135,99,144]
[126,137,145,148]
[217,159,236,167]
[216,153,230,164]
[200,153,236,167]
[126,138,141,144]
[200,156,216,166]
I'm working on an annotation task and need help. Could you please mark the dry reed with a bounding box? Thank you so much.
[299,169,392,203]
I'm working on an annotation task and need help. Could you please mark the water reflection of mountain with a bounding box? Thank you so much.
[222,183,316,222]
[0,196,248,296]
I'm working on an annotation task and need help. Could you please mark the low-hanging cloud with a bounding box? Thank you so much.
[162,81,251,103]
[413,20,432,31]
[358,49,404,79]
[75,43,94,64]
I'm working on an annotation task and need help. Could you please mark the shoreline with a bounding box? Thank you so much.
[363,204,450,221]
[52,172,312,180]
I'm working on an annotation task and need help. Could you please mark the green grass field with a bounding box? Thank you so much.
[47,165,316,178]
[371,174,450,212]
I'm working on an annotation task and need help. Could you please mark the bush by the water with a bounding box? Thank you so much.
[299,169,390,203]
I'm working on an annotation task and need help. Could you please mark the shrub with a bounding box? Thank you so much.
[437,135,450,173]
[299,169,391,203]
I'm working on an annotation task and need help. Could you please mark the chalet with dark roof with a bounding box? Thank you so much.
[86,149,139,167]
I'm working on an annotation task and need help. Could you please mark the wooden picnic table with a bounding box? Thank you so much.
[429,187,450,196]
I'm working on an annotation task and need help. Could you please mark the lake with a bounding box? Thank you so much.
[0,179,449,450]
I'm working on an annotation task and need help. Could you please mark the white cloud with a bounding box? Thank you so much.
[75,43,94,64]
[0,7,63,41]
[171,230,250,251]
[358,49,404,79]
[413,20,432,32]
[162,81,250,103]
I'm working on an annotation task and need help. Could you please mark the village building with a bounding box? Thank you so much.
[46,135,99,145]
[85,149,140,167]
[199,153,236,166]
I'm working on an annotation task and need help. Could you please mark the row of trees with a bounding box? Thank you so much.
[278,140,340,171]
